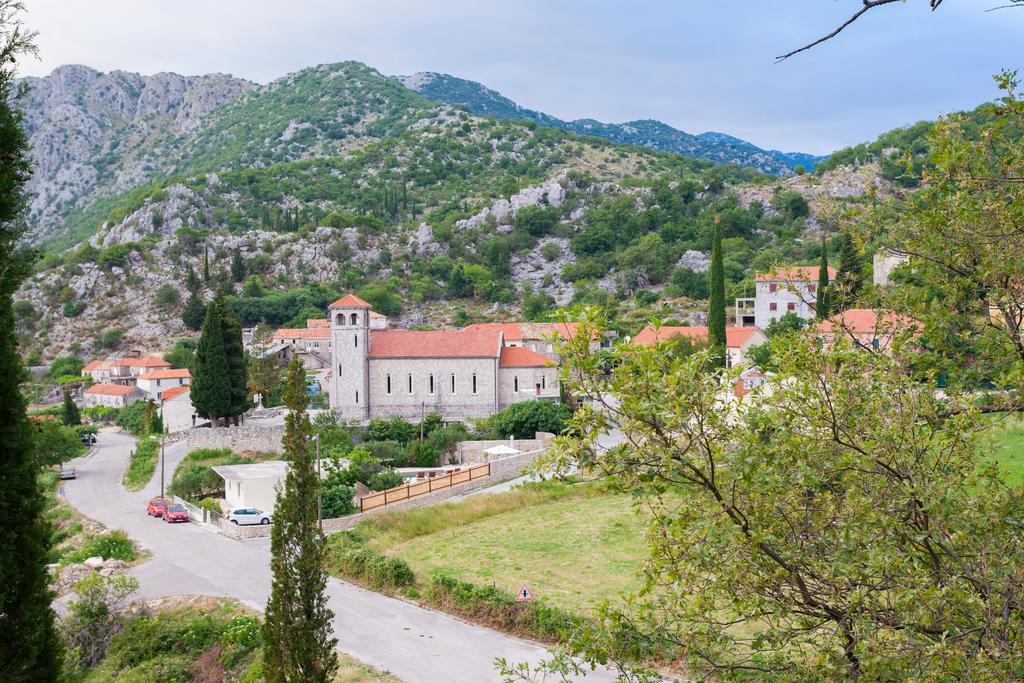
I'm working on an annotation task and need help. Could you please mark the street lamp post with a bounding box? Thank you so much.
[159,398,166,499]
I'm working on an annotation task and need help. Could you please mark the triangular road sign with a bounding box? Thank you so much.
[515,583,535,601]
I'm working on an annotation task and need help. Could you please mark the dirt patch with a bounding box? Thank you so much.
[189,644,226,683]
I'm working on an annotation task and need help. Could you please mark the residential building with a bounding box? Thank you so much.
[461,322,615,359]
[213,461,288,512]
[816,308,919,352]
[735,266,836,329]
[328,294,560,422]
[733,367,768,398]
[83,383,147,408]
[81,354,171,384]
[159,386,198,432]
[136,368,192,400]
[632,325,768,368]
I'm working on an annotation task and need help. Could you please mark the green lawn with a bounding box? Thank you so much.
[379,490,648,614]
[990,413,1024,488]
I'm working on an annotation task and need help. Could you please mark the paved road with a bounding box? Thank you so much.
[64,431,618,683]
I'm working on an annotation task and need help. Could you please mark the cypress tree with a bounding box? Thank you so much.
[202,242,210,283]
[181,293,206,331]
[184,265,201,294]
[192,302,231,426]
[835,231,863,311]
[707,215,727,369]
[816,238,832,321]
[230,248,246,283]
[216,296,249,423]
[0,8,64,677]
[62,389,81,426]
[263,357,338,682]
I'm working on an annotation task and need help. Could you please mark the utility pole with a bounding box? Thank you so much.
[420,401,425,444]
[159,397,166,499]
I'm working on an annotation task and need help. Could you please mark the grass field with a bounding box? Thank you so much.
[990,413,1024,488]
[369,484,648,614]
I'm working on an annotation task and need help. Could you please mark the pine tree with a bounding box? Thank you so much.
[230,248,246,283]
[181,293,206,331]
[816,238,832,321]
[835,231,863,311]
[0,7,63,676]
[62,389,81,426]
[216,296,249,423]
[263,357,338,682]
[184,265,201,294]
[707,215,727,369]
[192,302,231,426]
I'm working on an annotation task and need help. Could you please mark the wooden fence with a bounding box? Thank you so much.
[359,462,491,512]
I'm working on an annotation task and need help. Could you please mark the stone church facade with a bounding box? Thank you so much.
[328,294,560,422]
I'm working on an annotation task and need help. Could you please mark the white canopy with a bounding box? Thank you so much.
[483,444,520,456]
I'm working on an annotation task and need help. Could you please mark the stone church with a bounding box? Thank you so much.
[328,294,560,422]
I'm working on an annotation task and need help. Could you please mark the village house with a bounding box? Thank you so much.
[328,294,560,422]
[461,322,616,359]
[735,266,836,329]
[632,325,768,368]
[159,386,198,432]
[816,308,919,352]
[83,383,147,408]
[136,368,192,401]
[81,354,171,384]
[213,461,289,513]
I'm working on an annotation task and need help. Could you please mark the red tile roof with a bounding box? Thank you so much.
[817,309,919,335]
[116,355,171,368]
[368,330,501,358]
[756,266,837,282]
[329,293,371,308]
[499,346,555,368]
[85,383,139,396]
[138,368,192,381]
[462,323,525,340]
[306,318,330,328]
[273,327,331,340]
[81,360,107,372]
[632,325,765,348]
[160,386,190,401]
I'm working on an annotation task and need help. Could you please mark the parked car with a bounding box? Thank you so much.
[59,467,76,480]
[80,434,97,445]
[226,507,272,526]
[147,497,171,517]
[163,503,189,523]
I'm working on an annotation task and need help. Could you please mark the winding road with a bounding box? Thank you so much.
[63,430,619,683]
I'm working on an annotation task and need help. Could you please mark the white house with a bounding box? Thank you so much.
[136,368,192,400]
[81,354,171,384]
[213,461,288,513]
[160,386,199,432]
[82,383,147,408]
[632,325,768,368]
[328,293,560,422]
[735,266,836,329]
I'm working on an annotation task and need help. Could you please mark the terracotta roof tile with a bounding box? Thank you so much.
[306,318,330,329]
[499,346,555,368]
[329,293,371,308]
[273,327,331,340]
[368,330,501,358]
[81,360,106,372]
[85,383,139,396]
[462,322,584,342]
[117,355,171,368]
[632,325,764,348]
[817,309,919,335]
[138,368,192,380]
[160,386,190,401]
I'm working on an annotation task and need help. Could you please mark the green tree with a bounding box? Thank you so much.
[0,5,63,676]
[549,320,1024,680]
[834,230,863,311]
[480,400,572,439]
[181,292,206,330]
[49,354,83,378]
[248,323,283,405]
[217,296,249,422]
[816,238,832,320]
[707,215,727,368]
[184,264,201,294]
[263,357,338,682]
[62,388,81,426]
[202,242,210,282]
[230,247,246,282]
[192,302,231,426]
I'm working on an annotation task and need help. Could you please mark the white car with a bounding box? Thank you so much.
[226,507,272,526]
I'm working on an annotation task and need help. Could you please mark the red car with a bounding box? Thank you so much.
[163,503,189,523]
[147,497,170,517]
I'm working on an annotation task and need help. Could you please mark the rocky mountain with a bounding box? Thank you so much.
[396,71,826,175]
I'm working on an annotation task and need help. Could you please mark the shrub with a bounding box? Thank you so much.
[367,416,416,444]
[154,284,180,310]
[61,573,139,670]
[116,400,162,435]
[122,438,159,491]
[321,484,357,518]
[478,400,573,439]
[540,242,562,262]
[99,327,127,350]
[367,469,404,491]
[62,530,137,565]
[49,354,84,378]
[63,300,86,318]
[169,450,251,500]
[82,405,120,424]
[326,534,415,591]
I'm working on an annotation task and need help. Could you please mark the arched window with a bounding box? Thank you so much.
[350,312,358,325]
[335,313,344,326]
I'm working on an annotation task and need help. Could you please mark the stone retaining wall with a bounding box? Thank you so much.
[217,518,273,539]
[184,425,284,454]
[454,432,555,464]
[322,445,549,533]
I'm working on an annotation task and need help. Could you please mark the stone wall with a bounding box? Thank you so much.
[322,444,549,533]
[217,518,273,539]
[454,432,555,464]
[184,425,284,454]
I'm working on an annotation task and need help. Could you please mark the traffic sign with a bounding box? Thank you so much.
[514,584,535,601]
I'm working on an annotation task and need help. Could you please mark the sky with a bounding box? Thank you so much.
[20,0,1024,154]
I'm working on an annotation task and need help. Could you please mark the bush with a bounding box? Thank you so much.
[321,484,357,518]
[540,242,562,262]
[116,400,162,435]
[61,573,139,670]
[99,327,127,350]
[478,401,573,439]
[82,405,120,424]
[63,300,86,318]
[367,416,417,444]
[326,534,415,591]
[123,438,159,491]
[368,469,404,491]
[62,530,137,565]
[169,449,251,500]
[50,354,84,378]
[155,284,180,310]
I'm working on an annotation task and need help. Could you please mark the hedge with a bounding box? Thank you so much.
[122,438,159,491]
